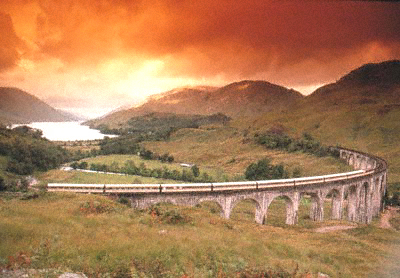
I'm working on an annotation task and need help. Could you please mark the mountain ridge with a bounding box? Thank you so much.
[87,80,303,128]
[0,87,80,124]
[249,60,400,158]
[302,60,400,108]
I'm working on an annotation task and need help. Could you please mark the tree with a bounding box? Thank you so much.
[292,167,302,178]
[70,162,79,169]
[245,158,287,181]
[191,165,200,177]
[123,160,138,175]
[79,161,89,169]
[140,149,153,160]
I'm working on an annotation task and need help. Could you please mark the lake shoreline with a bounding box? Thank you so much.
[12,121,118,141]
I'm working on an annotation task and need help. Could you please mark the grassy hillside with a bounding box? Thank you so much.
[247,60,400,183]
[0,87,78,124]
[2,61,400,277]
[87,81,303,128]
[89,61,400,185]
[1,193,399,277]
[92,112,231,136]
[141,126,352,181]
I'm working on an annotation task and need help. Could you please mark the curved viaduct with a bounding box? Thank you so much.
[48,148,388,225]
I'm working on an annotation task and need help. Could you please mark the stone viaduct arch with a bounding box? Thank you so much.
[48,147,388,225]
[126,148,387,225]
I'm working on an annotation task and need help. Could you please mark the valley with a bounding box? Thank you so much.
[1,60,400,277]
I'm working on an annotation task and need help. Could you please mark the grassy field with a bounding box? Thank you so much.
[78,154,215,178]
[0,192,399,277]
[39,169,182,185]
[141,126,353,181]
[3,106,399,277]
[244,101,400,185]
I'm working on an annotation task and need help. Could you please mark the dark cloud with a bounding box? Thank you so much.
[98,1,400,84]
[135,1,400,84]
[0,12,22,72]
[2,0,400,87]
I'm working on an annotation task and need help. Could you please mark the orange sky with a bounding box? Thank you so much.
[1,0,399,118]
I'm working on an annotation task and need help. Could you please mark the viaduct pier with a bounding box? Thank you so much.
[48,148,388,225]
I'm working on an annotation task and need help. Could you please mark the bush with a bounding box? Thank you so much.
[79,161,89,169]
[245,158,288,181]
[256,131,340,159]
[161,209,190,224]
[191,165,200,177]
[79,200,116,214]
[159,153,174,163]
[70,161,79,169]
[147,204,192,225]
[1,126,70,175]
[0,176,5,191]
[117,197,130,206]
[99,137,141,155]
[292,167,302,178]
[385,183,400,207]
[139,149,154,160]
[90,163,109,172]
[122,160,138,175]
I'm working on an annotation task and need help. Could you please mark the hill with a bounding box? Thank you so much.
[87,81,303,128]
[95,112,231,137]
[0,87,79,124]
[303,60,400,107]
[249,60,400,181]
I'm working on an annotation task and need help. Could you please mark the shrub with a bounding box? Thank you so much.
[255,131,340,159]
[139,149,154,160]
[117,197,130,206]
[90,163,109,172]
[245,158,288,181]
[0,176,5,191]
[191,165,200,177]
[292,167,302,178]
[78,161,88,169]
[79,200,116,214]
[147,204,192,225]
[1,128,70,175]
[161,209,189,224]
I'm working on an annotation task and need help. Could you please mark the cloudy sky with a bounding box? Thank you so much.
[1,0,399,118]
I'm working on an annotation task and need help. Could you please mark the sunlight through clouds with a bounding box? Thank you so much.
[0,0,398,118]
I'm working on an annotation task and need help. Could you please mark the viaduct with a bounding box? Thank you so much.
[48,148,388,225]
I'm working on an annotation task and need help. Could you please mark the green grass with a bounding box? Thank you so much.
[81,154,186,173]
[0,155,7,171]
[38,169,182,185]
[1,192,399,277]
[0,155,9,179]
[248,99,400,184]
[141,126,353,181]
[389,210,400,231]
[72,154,221,181]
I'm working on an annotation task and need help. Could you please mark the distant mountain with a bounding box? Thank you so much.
[303,60,400,108]
[55,109,86,122]
[0,87,79,124]
[250,60,400,157]
[338,60,400,87]
[87,81,303,128]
